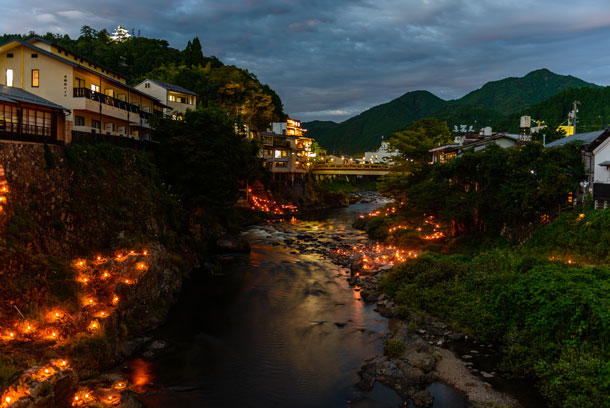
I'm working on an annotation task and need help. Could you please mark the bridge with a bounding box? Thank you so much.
[311,163,392,176]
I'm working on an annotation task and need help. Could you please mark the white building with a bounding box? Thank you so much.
[110,26,132,42]
[135,79,197,117]
[545,129,610,208]
[363,140,400,164]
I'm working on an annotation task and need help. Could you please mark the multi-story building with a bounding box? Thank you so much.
[0,36,166,142]
[259,118,315,181]
[363,139,400,164]
[135,79,197,117]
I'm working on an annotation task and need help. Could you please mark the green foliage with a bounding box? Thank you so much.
[383,337,406,359]
[526,209,610,264]
[153,107,263,212]
[0,355,18,387]
[69,331,112,365]
[389,117,452,163]
[379,142,583,237]
[379,252,610,407]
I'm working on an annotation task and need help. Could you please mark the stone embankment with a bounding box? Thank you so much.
[0,142,194,407]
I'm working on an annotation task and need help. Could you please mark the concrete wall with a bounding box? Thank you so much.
[593,137,610,183]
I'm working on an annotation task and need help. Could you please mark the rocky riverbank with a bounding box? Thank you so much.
[341,259,523,407]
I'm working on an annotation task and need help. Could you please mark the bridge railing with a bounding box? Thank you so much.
[312,163,391,170]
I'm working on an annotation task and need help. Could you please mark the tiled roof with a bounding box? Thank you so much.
[0,84,67,111]
[544,130,606,147]
[139,79,198,96]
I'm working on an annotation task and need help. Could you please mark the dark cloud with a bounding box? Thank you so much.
[2,0,610,122]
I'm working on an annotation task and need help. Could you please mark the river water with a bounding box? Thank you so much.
[123,198,470,407]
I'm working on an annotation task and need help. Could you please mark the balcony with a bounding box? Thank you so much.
[73,88,156,124]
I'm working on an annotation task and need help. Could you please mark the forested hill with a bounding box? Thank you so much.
[305,90,446,155]
[0,27,286,130]
[305,69,598,154]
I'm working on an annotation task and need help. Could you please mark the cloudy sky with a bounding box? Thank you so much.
[3,0,610,122]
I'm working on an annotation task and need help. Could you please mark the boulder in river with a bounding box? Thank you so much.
[216,234,251,253]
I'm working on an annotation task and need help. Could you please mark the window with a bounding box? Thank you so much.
[118,125,126,134]
[105,122,114,132]
[31,69,39,87]
[5,69,13,87]
[105,89,114,98]
[75,77,84,88]
[91,119,101,129]
[145,83,150,88]
[6,53,13,58]
[168,95,175,102]
[74,116,85,126]
[90,84,100,93]
[31,53,38,58]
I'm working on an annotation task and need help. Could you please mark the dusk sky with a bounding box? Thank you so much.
[3,0,610,122]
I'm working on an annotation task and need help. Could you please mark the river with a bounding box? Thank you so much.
[119,197,478,407]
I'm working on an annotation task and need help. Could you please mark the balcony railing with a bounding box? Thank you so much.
[73,88,142,115]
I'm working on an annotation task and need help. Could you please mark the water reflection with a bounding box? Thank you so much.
[125,196,402,407]
[129,358,153,393]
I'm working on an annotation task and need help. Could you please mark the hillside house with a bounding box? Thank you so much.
[0,37,166,142]
[545,129,610,208]
[135,79,197,117]
[259,118,315,181]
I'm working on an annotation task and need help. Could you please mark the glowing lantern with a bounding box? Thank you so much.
[143,250,148,255]
[6,396,11,403]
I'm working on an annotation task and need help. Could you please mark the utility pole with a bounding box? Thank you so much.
[572,100,581,134]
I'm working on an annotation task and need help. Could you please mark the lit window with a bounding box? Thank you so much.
[6,69,13,86]
[32,69,39,87]
[91,84,100,93]
[168,95,175,102]
[105,89,114,98]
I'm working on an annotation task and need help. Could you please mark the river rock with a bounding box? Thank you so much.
[215,234,251,253]
[412,390,434,407]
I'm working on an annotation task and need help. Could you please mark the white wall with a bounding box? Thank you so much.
[593,137,610,183]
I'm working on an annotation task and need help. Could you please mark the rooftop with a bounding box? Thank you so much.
[544,130,607,148]
[0,84,67,111]
[138,79,198,96]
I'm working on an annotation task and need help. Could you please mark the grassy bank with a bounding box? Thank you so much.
[379,251,610,407]
[361,208,610,407]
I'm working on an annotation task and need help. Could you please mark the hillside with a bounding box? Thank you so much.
[307,90,447,154]
[306,69,598,154]
[454,68,596,114]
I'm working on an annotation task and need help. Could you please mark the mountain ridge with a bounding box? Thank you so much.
[305,68,598,154]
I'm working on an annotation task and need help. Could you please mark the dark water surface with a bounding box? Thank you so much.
[126,199,407,407]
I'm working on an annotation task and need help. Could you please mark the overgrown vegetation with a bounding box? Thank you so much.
[379,251,610,407]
